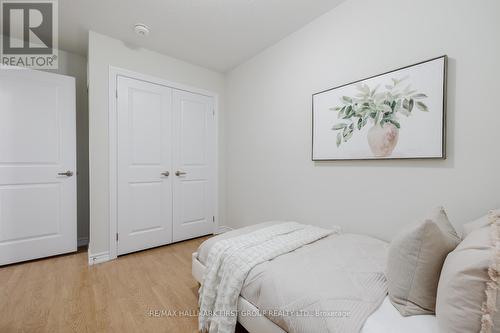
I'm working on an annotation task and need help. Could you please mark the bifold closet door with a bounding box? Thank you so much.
[117,77,173,255]
[0,68,76,266]
[172,90,215,242]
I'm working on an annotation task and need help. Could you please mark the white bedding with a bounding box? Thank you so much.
[194,254,438,333]
[362,297,438,333]
[194,223,439,333]
[199,222,336,333]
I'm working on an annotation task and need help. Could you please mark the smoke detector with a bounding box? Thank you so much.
[134,24,150,37]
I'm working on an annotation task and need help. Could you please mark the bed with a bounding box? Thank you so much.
[192,223,439,333]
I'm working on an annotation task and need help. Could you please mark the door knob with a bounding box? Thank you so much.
[175,171,187,176]
[161,171,170,177]
[57,171,74,177]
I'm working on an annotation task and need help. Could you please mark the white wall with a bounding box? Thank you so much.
[225,0,500,240]
[88,31,226,255]
[46,50,89,245]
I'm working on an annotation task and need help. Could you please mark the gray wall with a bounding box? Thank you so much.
[224,0,500,240]
[46,50,89,245]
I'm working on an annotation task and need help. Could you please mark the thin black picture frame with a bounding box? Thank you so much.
[312,55,448,161]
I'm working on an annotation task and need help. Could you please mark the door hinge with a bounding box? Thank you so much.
[213,109,215,116]
[116,90,118,99]
[116,233,119,242]
[213,216,215,223]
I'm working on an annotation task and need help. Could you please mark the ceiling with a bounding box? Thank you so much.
[58,0,346,72]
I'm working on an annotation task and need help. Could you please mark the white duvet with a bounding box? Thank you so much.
[198,222,392,333]
[198,222,337,333]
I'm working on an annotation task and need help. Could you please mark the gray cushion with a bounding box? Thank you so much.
[386,207,460,316]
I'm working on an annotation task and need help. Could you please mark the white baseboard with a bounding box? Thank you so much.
[77,237,89,247]
[88,251,110,265]
[215,226,233,235]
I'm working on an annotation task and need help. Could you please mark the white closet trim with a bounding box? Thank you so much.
[106,66,220,262]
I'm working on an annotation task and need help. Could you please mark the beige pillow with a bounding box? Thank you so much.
[463,210,500,237]
[386,206,461,316]
[436,210,500,333]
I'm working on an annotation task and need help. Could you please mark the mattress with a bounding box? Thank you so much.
[194,224,439,333]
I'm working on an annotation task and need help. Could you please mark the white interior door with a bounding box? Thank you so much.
[117,77,173,255]
[172,90,215,242]
[0,68,76,266]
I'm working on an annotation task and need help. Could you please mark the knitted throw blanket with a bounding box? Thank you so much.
[198,222,338,333]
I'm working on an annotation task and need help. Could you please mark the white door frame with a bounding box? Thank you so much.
[107,66,219,261]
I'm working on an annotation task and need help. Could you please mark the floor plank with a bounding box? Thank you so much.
[0,237,247,333]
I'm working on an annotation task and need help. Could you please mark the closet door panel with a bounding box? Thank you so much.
[117,77,173,255]
[172,90,215,242]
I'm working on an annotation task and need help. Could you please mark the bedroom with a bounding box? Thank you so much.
[0,0,499,332]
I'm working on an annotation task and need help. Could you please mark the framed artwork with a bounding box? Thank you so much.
[312,55,447,161]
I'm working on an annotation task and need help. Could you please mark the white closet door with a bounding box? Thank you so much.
[117,77,173,255]
[172,90,215,242]
[0,68,76,266]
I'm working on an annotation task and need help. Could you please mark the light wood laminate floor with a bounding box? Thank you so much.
[0,237,248,333]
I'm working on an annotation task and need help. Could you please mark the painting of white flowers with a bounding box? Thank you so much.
[312,56,447,160]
